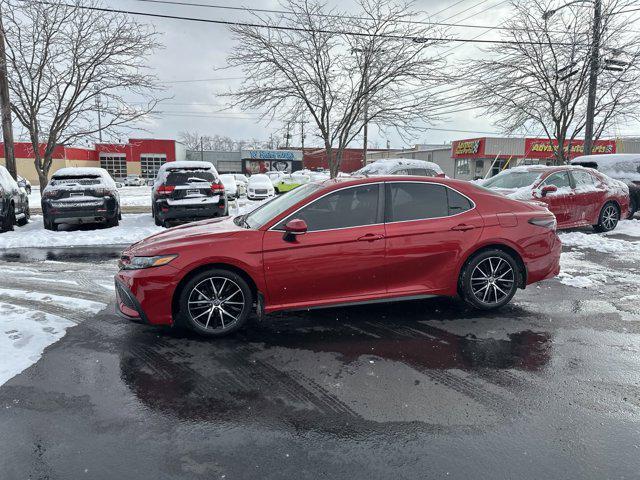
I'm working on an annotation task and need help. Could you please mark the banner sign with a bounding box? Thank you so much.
[241,149,303,161]
[451,138,484,158]
[524,138,616,159]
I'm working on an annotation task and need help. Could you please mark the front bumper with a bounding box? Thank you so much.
[115,277,149,323]
[42,197,118,224]
[247,192,274,200]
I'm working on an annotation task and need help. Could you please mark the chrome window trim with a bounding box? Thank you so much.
[384,180,477,225]
[267,179,477,232]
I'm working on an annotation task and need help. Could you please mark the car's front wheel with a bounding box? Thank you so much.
[176,268,253,337]
[594,202,619,233]
[460,249,520,310]
[0,203,15,232]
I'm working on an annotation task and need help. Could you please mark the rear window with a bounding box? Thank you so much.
[483,170,543,189]
[165,170,216,186]
[50,175,101,186]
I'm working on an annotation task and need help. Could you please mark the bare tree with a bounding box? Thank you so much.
[226,0,449,177]
[463,0,640,164]
[1,0,162,189]
[179,131,275,151]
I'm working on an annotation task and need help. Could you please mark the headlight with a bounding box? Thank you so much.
[120,254,178,270]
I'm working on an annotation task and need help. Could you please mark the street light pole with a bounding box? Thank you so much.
[584,0,602,155]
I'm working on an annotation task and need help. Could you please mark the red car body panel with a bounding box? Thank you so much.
[491,166,630,230]
[115,176,561,326]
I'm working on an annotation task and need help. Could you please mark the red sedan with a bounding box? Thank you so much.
[115,176,561,337]
[482,166,630,231]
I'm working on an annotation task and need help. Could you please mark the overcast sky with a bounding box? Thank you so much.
[110,0,639,149]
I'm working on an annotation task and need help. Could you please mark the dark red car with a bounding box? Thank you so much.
[115,177,561,337]
[482,166,630,231]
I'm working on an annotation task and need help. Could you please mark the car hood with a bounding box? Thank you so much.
[126,216,244,255]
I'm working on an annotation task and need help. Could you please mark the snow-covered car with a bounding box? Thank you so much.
[17,175,32,194]
[481,165,629,231]
[571,154,640,218]
[265,171,287,185]
[247,174,275,200]
[219,174,239,199]
[41,167,120,231]
[0,165,30,231]
[151,161,226,227]
[124,174,145,186]
[354,158,445,177]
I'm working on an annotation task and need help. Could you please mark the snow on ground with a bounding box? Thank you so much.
[0,302,75,386]
[0,198,266,249]
[603,218,640,237]
[118,186,152,207]
[0,214,164,249]
[0,287,105,314]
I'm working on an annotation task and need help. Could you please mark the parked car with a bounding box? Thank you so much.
[0,165,30,231]
[17,175,32,194]
[247,174,275,200]
[481,165,629,232]
[571,154,640,218]
[124,174,145,187]
[354,158,445,177]
[151,161,226,227]
[41,167,120,231]
[265,170,287,185]
[273,172,311,194]
[116,176,561,337]
[219,174,239,199]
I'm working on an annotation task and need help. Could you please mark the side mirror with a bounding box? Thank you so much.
[283,219,307,241]
[540,185,558,197]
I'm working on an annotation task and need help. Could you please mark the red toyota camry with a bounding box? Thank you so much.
[115,176,561,337]
[482,165,630,231]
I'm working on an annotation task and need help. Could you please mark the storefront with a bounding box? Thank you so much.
[241,149,303,174]
[451,137,618,180]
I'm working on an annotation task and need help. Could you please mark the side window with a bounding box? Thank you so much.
[386,183,448,222]
[425,169,438,177]
[447,189,473,215]
[543,171,571,189]
[572,171,595,190]
[408,168,428,176]
[278,184,380,231]
[394,169,410,175]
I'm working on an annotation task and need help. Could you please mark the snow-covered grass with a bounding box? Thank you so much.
[0,302,75,386]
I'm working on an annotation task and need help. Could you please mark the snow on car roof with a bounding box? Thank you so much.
[358,157,444,174]
[571,154,640,167]
[158,161,215,172]
[52,167,112,178]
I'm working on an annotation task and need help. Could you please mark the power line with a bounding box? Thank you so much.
[126,0,541,34]
[431,0,473,19]
[439,0,492,22]
[29,1,590,48]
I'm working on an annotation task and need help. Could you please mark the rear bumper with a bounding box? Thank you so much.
[525,234,562,285]
[155,198,227,222]
[42,198,118,224]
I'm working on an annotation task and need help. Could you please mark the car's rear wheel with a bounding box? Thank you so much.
[176,269,253,337]
[460,249,520,310]
[43,215,58,231]
[0,203,15,232]
[627,197,637,219]
[594,202,619,233]
[17,204,30,226]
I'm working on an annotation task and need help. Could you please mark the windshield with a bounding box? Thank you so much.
[483,170,542,189]
[50,175,101,186]
[244,182,323,229]
[165,170,215,185]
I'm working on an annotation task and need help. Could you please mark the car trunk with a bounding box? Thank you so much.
[162,169,223,205]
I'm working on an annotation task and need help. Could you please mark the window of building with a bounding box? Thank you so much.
[99,154,127,180]
[278,184,380,232]
[455,159,470,177]
[140,154,167,180]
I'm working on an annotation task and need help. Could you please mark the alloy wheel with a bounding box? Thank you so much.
[187,276,246,332]
[470,257,515,305]
[601,205,618,231]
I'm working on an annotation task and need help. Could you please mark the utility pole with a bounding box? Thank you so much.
[200,136,204,162]
[95,93,103,143]
[0,11,16,180]
[285,122,291,148]
[300,120,306,151]
[362,73,369,168]
[584,0,602,156]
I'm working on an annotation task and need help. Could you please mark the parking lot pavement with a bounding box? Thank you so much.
[0,244,639,479]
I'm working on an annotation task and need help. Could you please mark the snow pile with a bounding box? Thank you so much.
[0,302,75,386]
[0,214,164,249]
[118,186,152,207]
[0,288,105,314]
[603,219,640,237]
[559,230,640,254]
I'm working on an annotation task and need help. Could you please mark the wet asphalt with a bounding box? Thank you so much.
[1,246,640,479]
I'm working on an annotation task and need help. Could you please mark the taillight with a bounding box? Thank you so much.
[43,190,58,199]
[211,182,224,194]
[157,185,175,196]
[94,188,110,196]
[529,216,557,231]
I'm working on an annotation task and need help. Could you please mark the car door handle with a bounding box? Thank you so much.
[451,224,475,231]
[357,233,384,242]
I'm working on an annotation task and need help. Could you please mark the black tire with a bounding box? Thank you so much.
[593,202,619,233]
[175,268,253,337]
[106,215,119,228]
[1,204,15,232]
[17,204,29,226]
[628,197,637,219]
[43,216,58,231]
[459,249,520,310]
